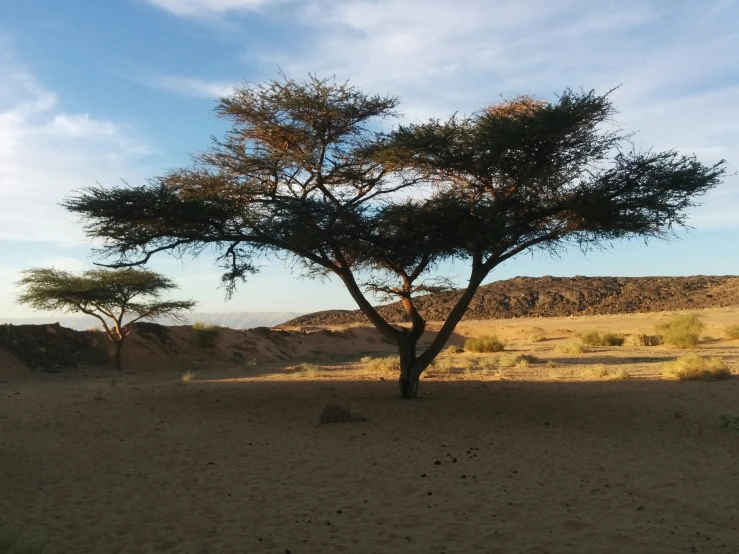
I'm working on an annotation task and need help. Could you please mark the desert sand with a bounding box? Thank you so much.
[2,307,739,553]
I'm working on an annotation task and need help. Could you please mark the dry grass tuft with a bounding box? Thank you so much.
[465,334,506,353]
[360,356,400,375]
[555,341,588,355]
[662,354,732,381]
[296,363,320,377]
[579,330,625,347]
[499,353,539,368]
[179,370,196,384]
[655,314,704,348]
[724,324,739,340]
[624,333,663,347]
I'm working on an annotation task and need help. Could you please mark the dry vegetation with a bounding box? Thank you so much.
[655,313,704,348]
[662,354,732,381]
[192,321,220,348]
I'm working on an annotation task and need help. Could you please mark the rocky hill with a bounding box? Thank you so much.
[282,275,739,326]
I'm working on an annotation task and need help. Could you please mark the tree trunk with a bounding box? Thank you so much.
[397,336,424,399]
[114,339,124,370]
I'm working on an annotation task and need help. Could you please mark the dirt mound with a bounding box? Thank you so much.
[0,322,397,375]
[0,323,110,372]
[282,275,739,326]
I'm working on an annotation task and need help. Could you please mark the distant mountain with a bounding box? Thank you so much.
[282,275,739,326]
[0,311,303,331]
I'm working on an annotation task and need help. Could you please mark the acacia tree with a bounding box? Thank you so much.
[17,268,196,369]
[63,75,724,398]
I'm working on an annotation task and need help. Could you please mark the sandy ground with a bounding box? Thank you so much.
[2,308,739,553]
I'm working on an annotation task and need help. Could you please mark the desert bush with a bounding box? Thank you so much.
[179,370,196,384]
[475,356,498,371]
[662,354,732,380]
[580,330,625,347]
[555,341,588,354]
[613,368,633,380]
[499,353,538,368]
[445,345,464,355]
[85,326,101,333]
[724,324,739,340]
[0,522,48,554]
[584,364,611,378]
[464,334,506,353]
[655,314,703,348]
[429,356,455,374]
[528,332,545,342]
[718,412,739,430]
[192,321,220,348]
[624,333,662,347]
[296,363,320,377]
[361,355,400,374]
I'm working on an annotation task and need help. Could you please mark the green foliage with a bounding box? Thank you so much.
[465,335,506,353]
[718,412,739,430]
[16,267,195,369]
[663,354,732,380]
[655,314,704,348]
[192,321,220,348]
[579,330,625,346]
[724,324,739,340]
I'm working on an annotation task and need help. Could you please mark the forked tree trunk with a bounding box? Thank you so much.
[397,337,428,399]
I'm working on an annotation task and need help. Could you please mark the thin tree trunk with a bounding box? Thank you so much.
[114,339,124,370]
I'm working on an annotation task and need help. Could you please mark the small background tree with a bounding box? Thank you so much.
[17,268,196,369]
[64,75,724,397]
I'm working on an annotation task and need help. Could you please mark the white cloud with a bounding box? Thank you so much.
[0,48,155,243]
[120,71,238,98]
[145,0,278,16]
[143,0,738,227]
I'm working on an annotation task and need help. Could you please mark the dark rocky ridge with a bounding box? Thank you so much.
[282,275,739,326]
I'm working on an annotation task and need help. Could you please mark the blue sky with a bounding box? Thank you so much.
[1,0,738,319]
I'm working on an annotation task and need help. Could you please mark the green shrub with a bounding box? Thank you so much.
[624,333,662,347]
[718,412,739,430]
[663,354,732,380]
[192,321,220,348]
[465,334,506,353]
[724,324,739,340]
[579,330,625,347]
[655,314,703,348]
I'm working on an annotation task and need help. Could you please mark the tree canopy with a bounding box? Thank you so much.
[17,267,196,368]
[64,75,725,396]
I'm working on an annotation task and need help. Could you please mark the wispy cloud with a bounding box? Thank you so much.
[145,0,279,16]
[139,0,739,227]
[116,70,238,98]
[0,45,155,243]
